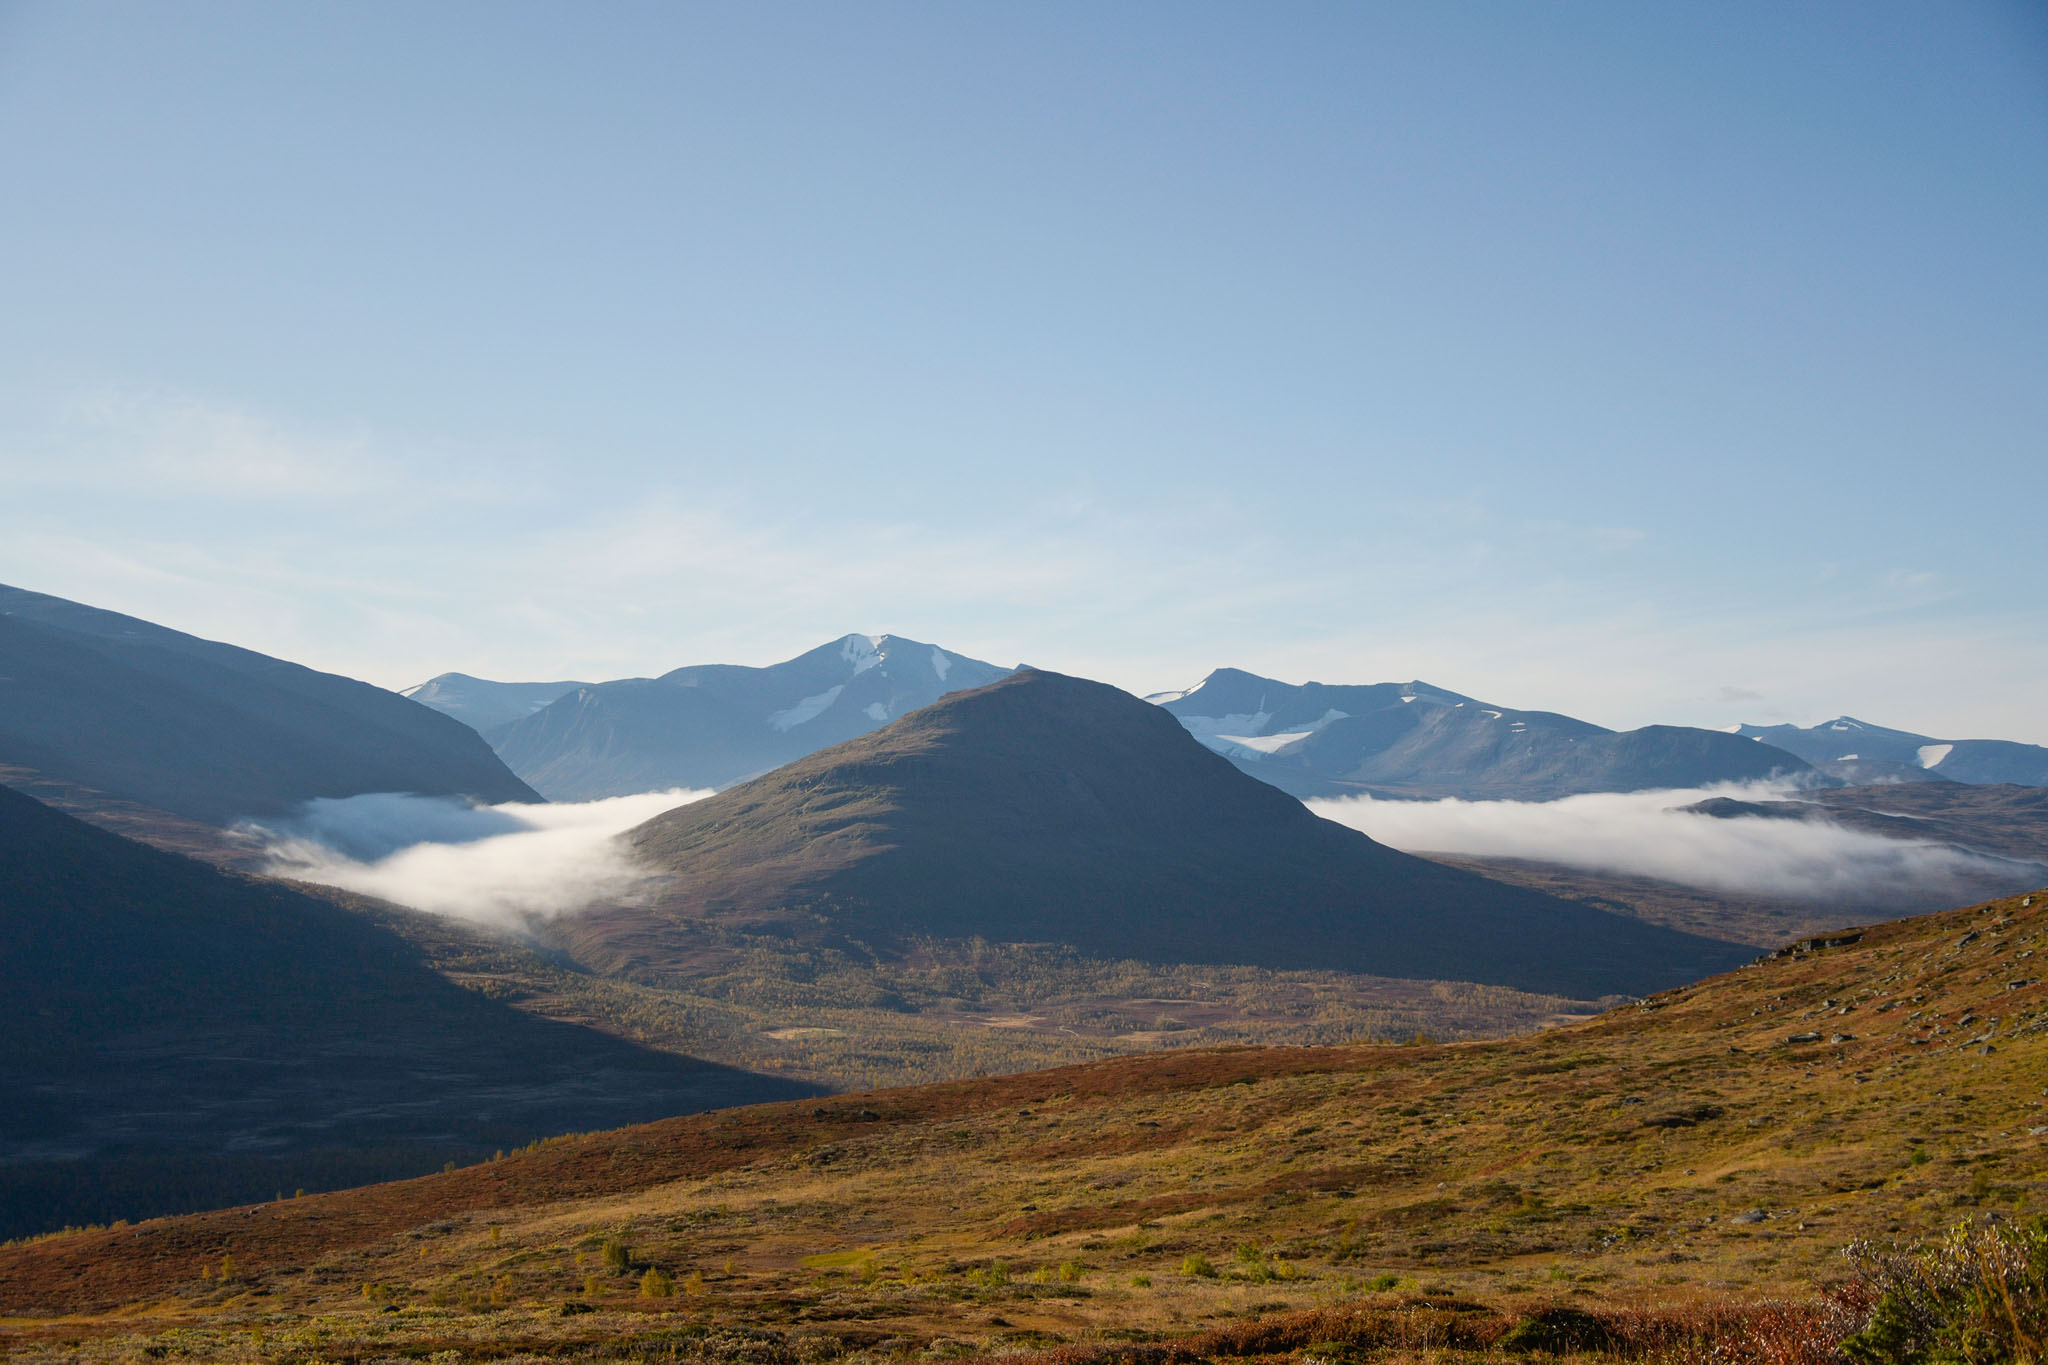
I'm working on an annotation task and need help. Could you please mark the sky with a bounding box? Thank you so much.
[2,1,2044,741]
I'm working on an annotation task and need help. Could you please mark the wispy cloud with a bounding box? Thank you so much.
[6,384,527,509]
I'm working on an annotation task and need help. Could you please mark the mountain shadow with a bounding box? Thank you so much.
[0,784,817,1239]
[591,671,1753,999]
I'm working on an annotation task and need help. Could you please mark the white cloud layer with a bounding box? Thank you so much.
[249,789,711,926]
[1308,783,2046,911]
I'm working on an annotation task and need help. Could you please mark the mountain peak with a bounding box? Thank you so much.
[592,669,1751,998]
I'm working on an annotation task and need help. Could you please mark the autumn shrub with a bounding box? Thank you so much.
[1837,1217,2048,1364]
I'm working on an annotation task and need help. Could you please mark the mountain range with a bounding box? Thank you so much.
[1150,668,1814,800]
[556,670,1752,999]
[1734,714,2048,786]
[398,672,590,734]
[464,633,1012,800]
[0,584,537,825]
[408,643,2048,806]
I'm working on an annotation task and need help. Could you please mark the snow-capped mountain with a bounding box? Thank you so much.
[1153,668,1814,800]
[401,673,591,735]
[1734,717,2048,787]
[486,634,1012,799]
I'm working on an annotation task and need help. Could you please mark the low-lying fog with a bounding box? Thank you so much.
[247,789,710,925]
[246,781,2037,929]
[1310,782,2039,910]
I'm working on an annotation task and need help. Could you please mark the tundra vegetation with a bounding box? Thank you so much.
[0,890,2041,1363]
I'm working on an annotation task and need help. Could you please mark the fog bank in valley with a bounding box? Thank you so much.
[249,789,711,926]
[1309,783,2041,911]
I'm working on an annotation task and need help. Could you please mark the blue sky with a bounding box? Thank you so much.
[3,1,2044,740]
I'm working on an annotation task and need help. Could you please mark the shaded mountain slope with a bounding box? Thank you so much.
[491,633,1012,799]
[0,584,537,824]
[598,671,1750,998]
[4,886,2040,1356]
[400,672,590,734]
[1158,668,1813,799]
[0,785,816,1239]
[1737,714,2048,786]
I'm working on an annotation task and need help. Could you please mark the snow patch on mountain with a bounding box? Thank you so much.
[865,702,889,722]
[1178,711,1272,747]
[1918,743,1954,769]
[768,685,845,731]
[1209,731,1316,759]
[840,634,883,675]
[931,647,951,681]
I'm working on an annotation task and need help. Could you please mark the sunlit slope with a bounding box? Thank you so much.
[6,887,2039,1344]
[585,670,1750,999]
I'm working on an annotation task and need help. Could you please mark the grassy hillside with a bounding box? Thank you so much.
[3,887,2040,1362]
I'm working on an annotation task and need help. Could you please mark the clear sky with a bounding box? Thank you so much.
[3,1,2044,741]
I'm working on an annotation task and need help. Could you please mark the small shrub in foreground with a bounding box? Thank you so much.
[1839,1216,2047,1364]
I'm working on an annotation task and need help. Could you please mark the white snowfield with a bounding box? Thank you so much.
[768,685,845,731]
[930,646,951,681]
[1180,707,1349,761]
[1210,730,1316,757]
[840,634,884,675]
[864,701,889,721]
[1917,743,1954,769]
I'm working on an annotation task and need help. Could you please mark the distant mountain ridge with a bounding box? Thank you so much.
[1734,715,2048,787]
[482,633,1012,800]
[400,673,590,734]
[0,584,538,825]
[585,670,1752,999]
[1152,667,1813,800]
